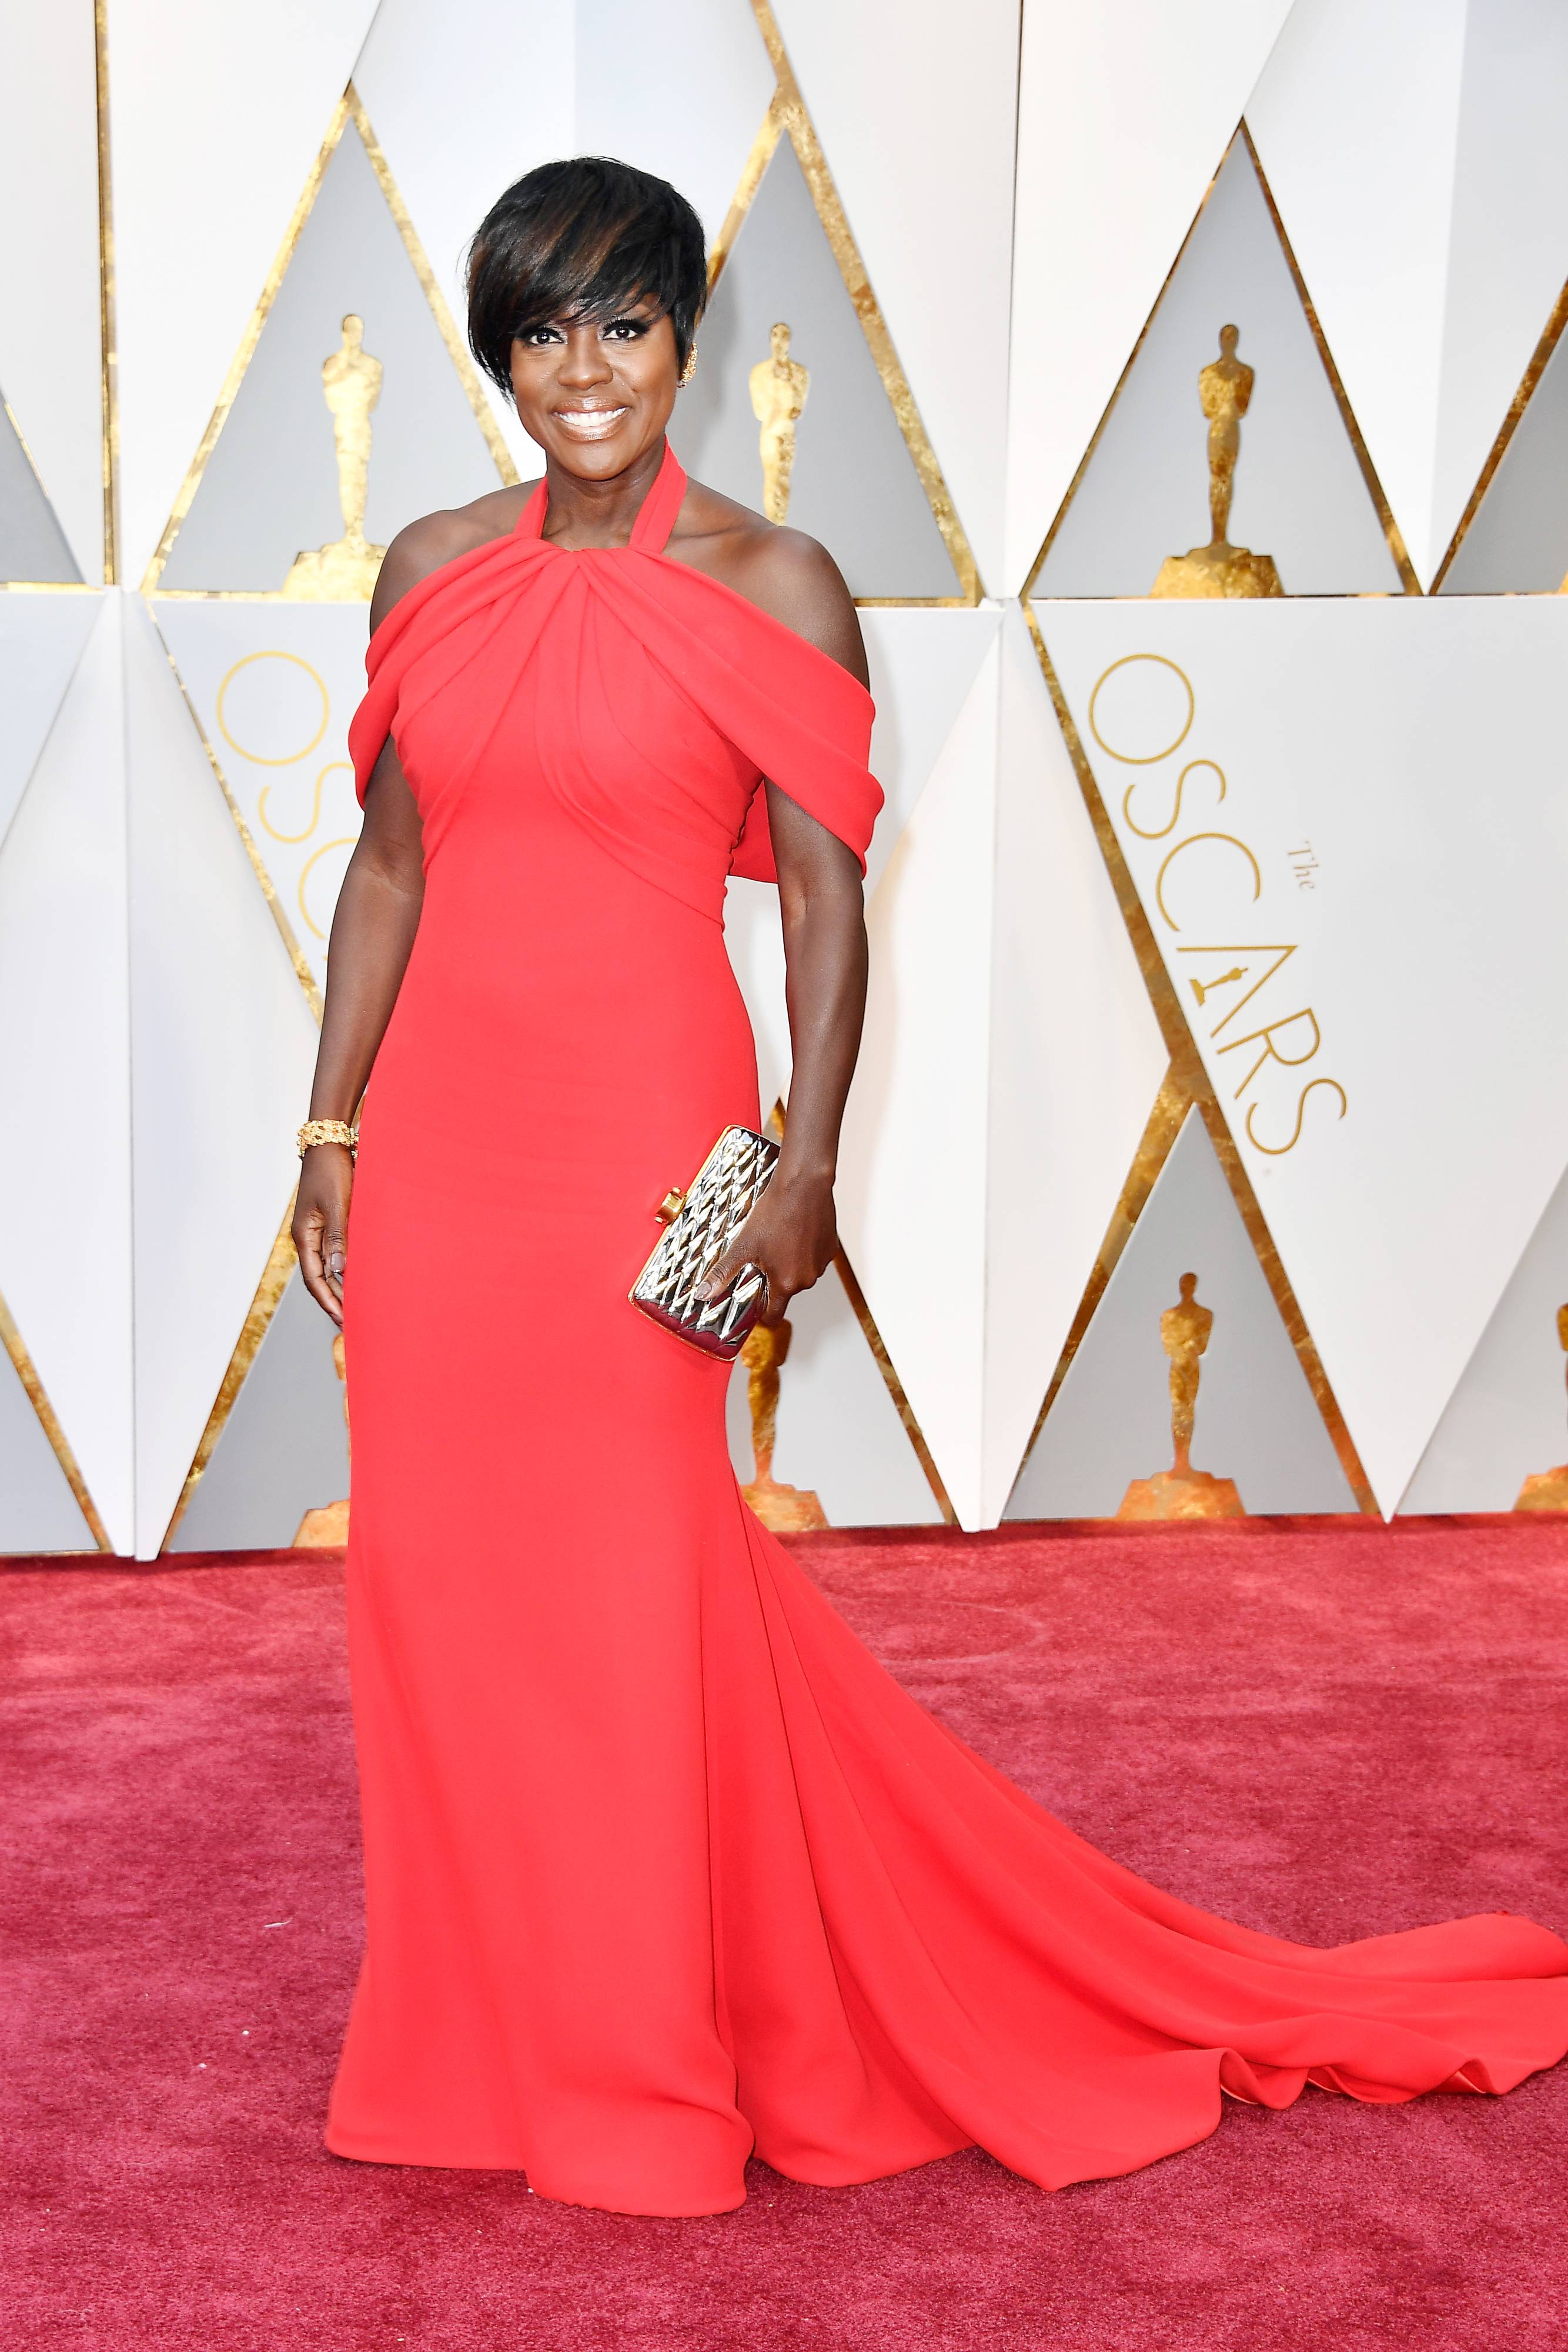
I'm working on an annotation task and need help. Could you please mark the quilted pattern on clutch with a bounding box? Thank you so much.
[630,1125,780,1358]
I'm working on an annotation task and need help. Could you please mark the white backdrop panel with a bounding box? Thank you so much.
[771,0,1019,594]
[860,610,1002,897]
[837,637,998,1525]
[1005,0,1295,593]
[0,595,105,851]
[981,606,1168,1521]
[126,600,319,1556]
[152,602,373,997]
[1042,594,1568,1515]
[0,3,103,580]
[575,1,775,250]
[0,595,133,1548]
[109,0,381,584]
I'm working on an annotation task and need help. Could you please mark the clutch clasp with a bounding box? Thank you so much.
[656,1186,687,1225]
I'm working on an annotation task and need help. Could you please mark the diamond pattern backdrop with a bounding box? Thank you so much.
[2,0,1566,1551]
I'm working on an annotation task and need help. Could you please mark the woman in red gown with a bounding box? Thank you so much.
[293,159,1568,2217]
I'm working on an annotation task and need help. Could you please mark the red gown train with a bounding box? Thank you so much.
[327,443,1568,2216]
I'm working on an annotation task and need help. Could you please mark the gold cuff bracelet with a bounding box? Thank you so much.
[296,1120,358,1158]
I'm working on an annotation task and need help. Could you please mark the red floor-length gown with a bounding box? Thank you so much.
[327,443,1568,2216]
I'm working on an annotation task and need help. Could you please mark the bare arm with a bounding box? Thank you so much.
[292,743,426,1322]
[292,516,472,1321]
[699,537,871,1318]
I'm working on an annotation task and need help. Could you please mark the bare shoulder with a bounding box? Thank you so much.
[672,480,867,687]
[370,480,540,630]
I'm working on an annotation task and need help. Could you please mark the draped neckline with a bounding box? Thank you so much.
[369,442,884,753]
[352,439,884,886]
[367,442,874,736]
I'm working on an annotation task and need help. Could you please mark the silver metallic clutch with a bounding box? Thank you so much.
[630,1124,780,1358]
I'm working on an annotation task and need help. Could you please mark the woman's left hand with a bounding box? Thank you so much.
[696,1168,838,1322]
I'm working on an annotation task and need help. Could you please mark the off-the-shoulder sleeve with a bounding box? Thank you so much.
[726,660,879,881]
[346,530,524,805]
[348,650,399,807]
[613,561,882,879]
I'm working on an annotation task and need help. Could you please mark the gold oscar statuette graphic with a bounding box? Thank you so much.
[738,1316,828,1532]
[295,1331,351,1545]
[1117,1273,1246,1520]
[1514,1305,1568,1511]
[749,322,809,524]
[283,313,389,600]
[1151,325,1283,600]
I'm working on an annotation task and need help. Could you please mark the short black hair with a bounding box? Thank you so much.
[466,157,707,396]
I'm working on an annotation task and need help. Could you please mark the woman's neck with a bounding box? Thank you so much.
[540,438,667,551]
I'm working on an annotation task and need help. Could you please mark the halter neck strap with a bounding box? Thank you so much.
[513,440,687,554]
[514,476,550,539]
[630,442,687,553]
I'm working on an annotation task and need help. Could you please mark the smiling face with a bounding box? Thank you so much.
[508,296,680,480]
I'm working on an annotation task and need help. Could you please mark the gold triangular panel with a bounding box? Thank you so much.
[149,90,512,599]
[724,1249,952,1529]
[167,1258,350,1552]
[1030,130,1415,601]
[1011,1067,1192,1482]
[670,11,975,603]
[159,1199,297,1552]
[723,1097,952,1527]
[1007,1107,1357,1519]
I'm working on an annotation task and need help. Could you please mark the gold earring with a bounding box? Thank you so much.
[679,347,697,389]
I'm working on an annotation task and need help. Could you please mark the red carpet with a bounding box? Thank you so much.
[4,1518,1566,2350]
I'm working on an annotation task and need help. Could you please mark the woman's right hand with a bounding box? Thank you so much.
[293,1142,355,1325]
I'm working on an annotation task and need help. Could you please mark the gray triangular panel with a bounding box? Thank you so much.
[1439,308,1568,593]
[1033,139,1400,599]
[669,136,960,598]
[1005,1110,1355,1518]
[169,1267,350,1550]
[161,119,502,592]
[1401,1156,1568,1511]
[0,386,82,584]
[724,1259,942,1526]
[0,1341,95,1552]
